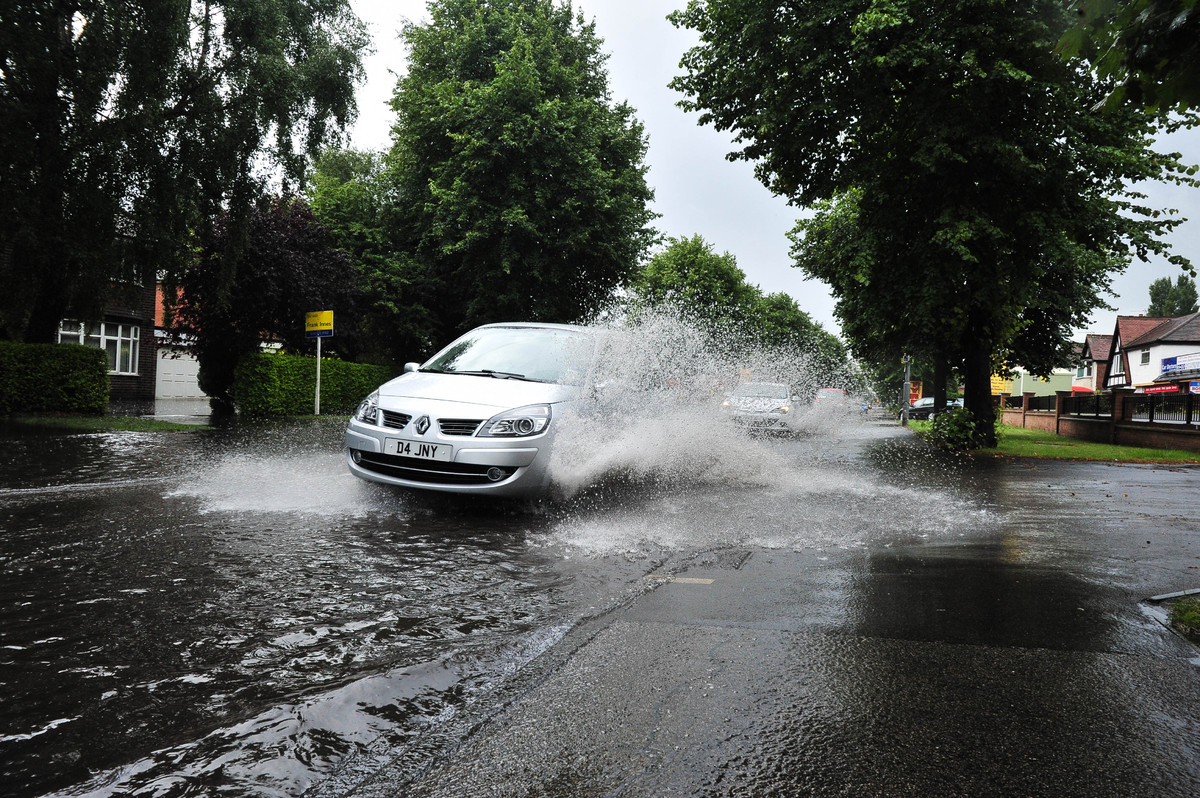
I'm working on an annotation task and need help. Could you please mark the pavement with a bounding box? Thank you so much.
[310,450,1200,798]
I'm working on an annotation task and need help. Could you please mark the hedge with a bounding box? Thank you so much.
[233,352,395,416]
[0,341,109,415]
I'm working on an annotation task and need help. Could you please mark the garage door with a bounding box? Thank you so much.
[156,348,206,399]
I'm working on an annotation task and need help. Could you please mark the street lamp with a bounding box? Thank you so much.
[900,354,912,426]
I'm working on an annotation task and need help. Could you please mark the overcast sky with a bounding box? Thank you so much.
[347,0,1200,341]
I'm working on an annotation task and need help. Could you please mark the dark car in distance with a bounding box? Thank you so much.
[907,397,963,420]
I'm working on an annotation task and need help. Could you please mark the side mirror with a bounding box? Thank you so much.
[403,362,420,373]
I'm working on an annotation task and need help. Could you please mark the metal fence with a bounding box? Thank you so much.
[1063,393,1113,418]
[1027,395,1057,412]
[1123,392,1199,426]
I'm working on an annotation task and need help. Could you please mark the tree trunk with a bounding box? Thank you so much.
[962,340,997,447]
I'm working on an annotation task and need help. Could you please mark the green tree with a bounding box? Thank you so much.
[389,0,657,345]
[0,0,369,344]
[1060,0,1200,112]
[630,234,848,383]
[632,235,760,321]
[671,0,1197,446]
[1147,274,1200,316]
[166,197,358,408]
[308,149,436,363]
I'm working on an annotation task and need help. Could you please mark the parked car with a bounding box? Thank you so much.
[345,322,599,497]
[907,396,963,420]
[721,382,798,433]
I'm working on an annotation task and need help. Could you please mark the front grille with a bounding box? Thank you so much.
[380,410,411,430]
[439,418,483,436]
[355,451,516,485]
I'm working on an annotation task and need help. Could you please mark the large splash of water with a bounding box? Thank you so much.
[546,305,862,497]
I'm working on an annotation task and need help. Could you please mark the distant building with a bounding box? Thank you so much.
[153,285,206,400]
[1072,334,1112,394]
[1102,311,1200,395]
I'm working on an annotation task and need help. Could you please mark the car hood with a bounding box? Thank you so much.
[378,371,581,410]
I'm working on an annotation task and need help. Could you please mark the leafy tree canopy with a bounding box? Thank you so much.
[1,0,369,343]
[630,234,848,375]
[1060,0,1200,112]
[165,197,358,408]
[632,235,760,318]
[389,0,657,346]
[1147,273,1200,316]
[308,149,436,363]
[672,0,1198,445]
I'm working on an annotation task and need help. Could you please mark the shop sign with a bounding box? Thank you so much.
[1144,383,1180,394]
[1160,351,1200,375]
[1191,381,1200,395]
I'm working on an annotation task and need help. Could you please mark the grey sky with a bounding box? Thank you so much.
[347,0,1200,341]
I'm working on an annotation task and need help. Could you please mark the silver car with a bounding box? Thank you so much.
[345,323,598,496]
[721,381,798,432]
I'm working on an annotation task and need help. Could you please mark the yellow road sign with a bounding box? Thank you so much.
[305,310,333,337]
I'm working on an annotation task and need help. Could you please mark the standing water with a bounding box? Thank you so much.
[0,312,983,797]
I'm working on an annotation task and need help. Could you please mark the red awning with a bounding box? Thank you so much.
[1071,386,1095,394]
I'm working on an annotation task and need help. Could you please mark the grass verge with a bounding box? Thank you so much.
[4,414,210,433]
[908,421,1200,463]
[1169,597,1200,644]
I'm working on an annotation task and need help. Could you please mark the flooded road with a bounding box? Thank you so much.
[3,408,1200,797]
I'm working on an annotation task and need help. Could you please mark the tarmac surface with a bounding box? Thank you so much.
[310,429,1200,798]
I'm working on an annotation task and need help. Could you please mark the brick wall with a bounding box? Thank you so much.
[104,281,157,403]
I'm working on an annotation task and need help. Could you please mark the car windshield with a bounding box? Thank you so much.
[816,388,844,399]
[733,383,788,399]
[422,326,595,386]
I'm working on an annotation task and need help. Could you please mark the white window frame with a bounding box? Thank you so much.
[58,319,140,375]
[1140,350,1151,365]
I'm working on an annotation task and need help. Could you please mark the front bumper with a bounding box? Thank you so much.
[345,419,552,496]
[726,412,793,430]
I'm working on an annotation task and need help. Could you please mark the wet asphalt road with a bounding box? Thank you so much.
[314,431,1200,798]
[3,409,1200,797]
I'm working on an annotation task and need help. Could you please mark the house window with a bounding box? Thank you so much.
[1140,350,1150,365]
[58,320,140,375]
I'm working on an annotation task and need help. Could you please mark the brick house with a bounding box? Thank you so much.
[1103,312,1200,394]
[1072,333,1112,394]
[56,281,158,404]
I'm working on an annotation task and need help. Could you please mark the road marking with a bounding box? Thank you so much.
[645,575,714,585]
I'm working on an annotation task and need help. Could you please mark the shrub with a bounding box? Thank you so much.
[1170,597,1200,643]
[922,407,978,451]
[232,352,394,416]
[0,341,109,415]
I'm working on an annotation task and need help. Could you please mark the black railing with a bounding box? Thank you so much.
[1124,392,1198,426]
[1028,395,1057,412]
[1003,395,1024,409]
[1063,393,1113,418]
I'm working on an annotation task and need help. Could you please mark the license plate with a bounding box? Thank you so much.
[384,438,452,461]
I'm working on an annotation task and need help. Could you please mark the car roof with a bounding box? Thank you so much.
[475,321,595,333]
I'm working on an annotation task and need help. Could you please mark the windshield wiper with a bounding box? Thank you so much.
[454,369,535,381]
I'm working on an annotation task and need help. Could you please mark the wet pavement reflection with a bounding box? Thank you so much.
[2,412,1199,797]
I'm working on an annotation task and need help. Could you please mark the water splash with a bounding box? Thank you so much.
[167,449,405,517]
[546,305,860,498]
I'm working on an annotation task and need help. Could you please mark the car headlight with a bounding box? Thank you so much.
[355,392,379,424]
[772,404,791,414]
[477,404,551,437]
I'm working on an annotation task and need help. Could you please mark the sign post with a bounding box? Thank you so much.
[900,354,912,427]
[305,311,334,415]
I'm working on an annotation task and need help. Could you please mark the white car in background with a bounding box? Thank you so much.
[721,381,799,433]
[345,323,598,496]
